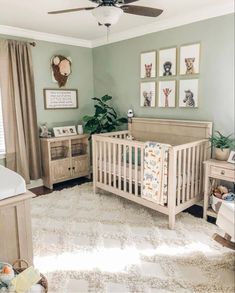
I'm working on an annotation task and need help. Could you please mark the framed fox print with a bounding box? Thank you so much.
[180,43,200,75]
[179,79,199,108]
[158,80,176,108]
[140,51,156,79]
[140,82,156,107]
[158,47,177,77]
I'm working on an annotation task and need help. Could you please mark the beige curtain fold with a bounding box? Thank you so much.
[0,39,41,183]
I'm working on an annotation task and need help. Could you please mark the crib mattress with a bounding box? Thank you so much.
[0,165,26,201]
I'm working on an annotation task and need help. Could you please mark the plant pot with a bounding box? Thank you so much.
[214,148,230,161]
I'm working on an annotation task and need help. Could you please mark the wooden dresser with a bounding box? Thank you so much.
[40,135,90,189]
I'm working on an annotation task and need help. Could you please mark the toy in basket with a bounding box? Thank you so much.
[211,185,235,213]
[0,260,48,293]
[0,263,15,287]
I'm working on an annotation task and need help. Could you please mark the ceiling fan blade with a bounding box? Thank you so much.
[48,7,95,15]
[117,0,139,3]
[121,5,163,17]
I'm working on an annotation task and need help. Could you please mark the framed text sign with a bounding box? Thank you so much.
[43,89,78,109]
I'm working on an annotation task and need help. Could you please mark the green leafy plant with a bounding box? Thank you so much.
[83,95,128,136]
[209,131,235,150]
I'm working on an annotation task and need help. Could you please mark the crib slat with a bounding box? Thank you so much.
[199,144,204,195]
[195,145,200,196]
[141,147,144,196]
[104,141,107,185]
[135,146,138,196]
[177,150,182,206]
[99,141,102,183]
[186,148,191,201]
[124,143,127,192]
[182,149,186,203]
[129,145,132,194]
[190,146,196,199]
[108,142,112,186]
[118,143,121,190]
[113,142,116,188]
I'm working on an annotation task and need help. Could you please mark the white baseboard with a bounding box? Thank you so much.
[27,178,43,189]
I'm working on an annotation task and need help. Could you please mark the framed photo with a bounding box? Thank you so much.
[44,89,78,109]
[179,43,200,75]
[53,126,77,137]
[158,80,176,108]
[158,47,177,77]
[140,51,156,78]
[227,151,235,164]
[179,79,199,108]
[140,82,156,107]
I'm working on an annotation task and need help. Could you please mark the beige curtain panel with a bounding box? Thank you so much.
[0,39,41,183]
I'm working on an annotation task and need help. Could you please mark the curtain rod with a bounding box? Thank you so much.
[29,41,36,47]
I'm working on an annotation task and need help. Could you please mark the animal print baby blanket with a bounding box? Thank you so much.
[142,142,170,206]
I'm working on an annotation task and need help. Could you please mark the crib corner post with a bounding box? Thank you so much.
[92,134,98,194]
[168,147,177,230]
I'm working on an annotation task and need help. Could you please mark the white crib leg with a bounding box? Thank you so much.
[169,213,175,230]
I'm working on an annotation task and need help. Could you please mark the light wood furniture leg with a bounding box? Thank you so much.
[203,166,209,219]
[212,233,235,250]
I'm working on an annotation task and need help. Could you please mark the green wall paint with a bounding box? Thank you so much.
[0,35,94,129]
[93,14,234,135]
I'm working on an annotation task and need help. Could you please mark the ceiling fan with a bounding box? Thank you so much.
[48,0,163,28]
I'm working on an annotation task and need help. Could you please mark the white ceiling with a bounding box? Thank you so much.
[0,0,233,47]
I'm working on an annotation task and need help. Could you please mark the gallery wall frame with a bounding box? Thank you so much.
[140,81,156,108]
[158,46,177,78]
[179,42,201,76]
[140,50,157,79]
[157,79,176,108]
[178,78,199,108]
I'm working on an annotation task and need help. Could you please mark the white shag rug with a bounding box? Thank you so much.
[31,183,235,293]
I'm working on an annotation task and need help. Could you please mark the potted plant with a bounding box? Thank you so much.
[83,95,128,136]
[209,131,235,161]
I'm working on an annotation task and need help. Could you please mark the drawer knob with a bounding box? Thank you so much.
[221,170,225,175]
[68,167,71,170]
[72,167,75,170]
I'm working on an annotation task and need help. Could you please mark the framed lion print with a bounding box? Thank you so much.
[179,43,200,75]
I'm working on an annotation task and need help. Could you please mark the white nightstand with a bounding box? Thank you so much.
[203,159,235,220]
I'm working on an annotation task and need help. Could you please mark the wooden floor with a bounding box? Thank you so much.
[30,177,216,224]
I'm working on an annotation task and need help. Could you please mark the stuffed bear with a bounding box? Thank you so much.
[51,55,72,87]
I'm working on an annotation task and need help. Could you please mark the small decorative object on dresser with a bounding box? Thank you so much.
[209,131,235,161]
[39,123,52,138]
[77,125,84,135]
[40,135,90,189]
[53,126,77,137]
[227,151,235,164]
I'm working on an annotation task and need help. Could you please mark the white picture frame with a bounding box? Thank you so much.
[140,51,156,78]
[179,79,199,108]
[227,151,235,164]
[158,47,177,77]
[53,126,77,137]
[158,80,176,108]
[140,82,156,108]
[180,43,200,75]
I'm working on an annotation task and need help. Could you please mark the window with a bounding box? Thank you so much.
[0,90,5,154]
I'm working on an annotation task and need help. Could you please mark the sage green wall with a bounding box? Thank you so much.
[93,14,234,135]
[0,35,94,129]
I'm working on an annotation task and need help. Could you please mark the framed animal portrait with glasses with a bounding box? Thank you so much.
[158,47,177,77]
[140,51,156,79]
[158,80,176,108]
[140,82,156,108]
[179,43,200,75]
[179,79,199,108]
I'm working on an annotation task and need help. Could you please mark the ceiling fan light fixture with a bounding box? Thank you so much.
[92,6,123,26]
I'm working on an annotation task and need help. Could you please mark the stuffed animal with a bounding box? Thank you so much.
[0,263,15,287]
[51,55,72,87]
[212,185,229,199]
[39,123,52,138]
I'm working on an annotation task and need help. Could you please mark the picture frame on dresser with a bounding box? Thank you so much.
[227,151,235,164]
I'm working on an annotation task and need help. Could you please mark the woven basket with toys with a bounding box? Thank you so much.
[211,185,235,213]
[0,259,48,293]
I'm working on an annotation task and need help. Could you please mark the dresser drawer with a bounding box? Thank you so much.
[210,165,235,180]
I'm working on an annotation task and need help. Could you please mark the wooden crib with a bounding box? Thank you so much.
[92,118,212,229]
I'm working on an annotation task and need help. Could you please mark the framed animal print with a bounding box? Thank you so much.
[158,80,176,108]
[140,82,156,107]
[179,43,200,75]
[179,79,199,108]
[158,47,177,77]
[140,51,156,79]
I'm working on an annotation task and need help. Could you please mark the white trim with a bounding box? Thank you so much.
[0,25,92,48]
[0,2,233,48]
[92,2,234,47]
[26,178,44,189]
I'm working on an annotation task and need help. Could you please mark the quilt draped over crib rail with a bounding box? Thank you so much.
[142,142,171,206]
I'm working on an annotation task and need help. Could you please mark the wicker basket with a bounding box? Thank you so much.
[12,260,48,293]
[50,145,68,160]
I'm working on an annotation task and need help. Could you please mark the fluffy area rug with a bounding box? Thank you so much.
[31,183,235,293]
